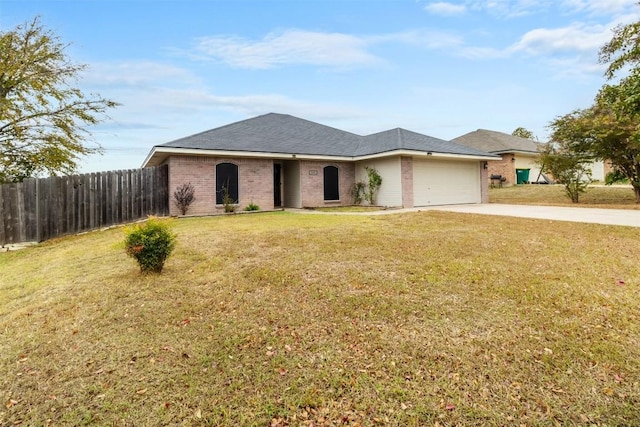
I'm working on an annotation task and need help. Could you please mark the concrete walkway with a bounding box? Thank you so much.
[291,204,640,227]
[424,204,640,228]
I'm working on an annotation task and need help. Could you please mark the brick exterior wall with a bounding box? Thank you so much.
[299,160,355,207]
[166,156,274,215]
[480,162,489,203]
[486,153,516,186]
[400,156,414,208]
[166,154,490,214]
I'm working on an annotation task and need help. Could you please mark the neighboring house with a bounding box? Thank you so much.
[452,129,611,185]
[452,129,548,186]
[142,113,499,215]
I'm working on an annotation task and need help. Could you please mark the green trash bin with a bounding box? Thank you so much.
[516,168,530,184]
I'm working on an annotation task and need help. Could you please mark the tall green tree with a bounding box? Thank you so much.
[511,127,536,140]
[600,17,640,79]
[0,17,117,183]
[548,77,640,202]
[548,4,640,203]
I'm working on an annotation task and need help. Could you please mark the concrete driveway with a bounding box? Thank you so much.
[291,204,640,227]
[422,203,640,227]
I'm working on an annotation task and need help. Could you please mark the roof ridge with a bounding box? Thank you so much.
[396,127,403,148]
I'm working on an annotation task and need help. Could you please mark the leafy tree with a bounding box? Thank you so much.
[537,141,592,203]
[548,74,640,203]
[549,7,640,203]
[600,18,640,79]
[512,127,536,140]
[0,17,117,183]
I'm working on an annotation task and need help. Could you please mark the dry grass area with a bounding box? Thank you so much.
[1,211,639,426]
[489,184,639,209]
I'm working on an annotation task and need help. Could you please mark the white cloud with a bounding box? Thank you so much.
[191,30,380,69]
[424,2,467,15]
[427,0,635,19]
[457,15,634,76]
[545,56,607,78]
[372,29,464,50]
[509,23,610,55]
[80,58,367,135]
[456,22,609,61]
[467,0,552,18]
[561,0,637,15]
[83,61,200,87]
[181,28,465,70]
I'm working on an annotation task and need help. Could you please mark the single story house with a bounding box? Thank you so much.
[142,113,499,215]
[452,129,549,186]
[453,129,614,185]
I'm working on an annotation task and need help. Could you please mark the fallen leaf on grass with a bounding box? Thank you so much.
[136,389,147,395]
[5,399,18,408]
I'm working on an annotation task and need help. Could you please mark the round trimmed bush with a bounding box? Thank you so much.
[124,217,176,273]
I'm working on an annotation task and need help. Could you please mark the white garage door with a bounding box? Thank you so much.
[413,159,480,206]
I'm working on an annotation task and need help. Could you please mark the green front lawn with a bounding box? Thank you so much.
[489,184,639,208]
[1,211,639,426]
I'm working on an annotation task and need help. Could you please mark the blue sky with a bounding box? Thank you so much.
[1,0,638,173]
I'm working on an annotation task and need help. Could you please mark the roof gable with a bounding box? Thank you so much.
[452,129,542,154]
[161,113,362,157]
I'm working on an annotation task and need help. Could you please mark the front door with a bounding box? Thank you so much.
[274,163,282,207]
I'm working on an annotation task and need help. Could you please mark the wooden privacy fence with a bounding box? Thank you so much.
[0,165,169,246]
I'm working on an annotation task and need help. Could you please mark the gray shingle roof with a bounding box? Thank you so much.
[155,113,498,159]
[161,113,362,156]
[360,128,494,157]
[452,129,542,154]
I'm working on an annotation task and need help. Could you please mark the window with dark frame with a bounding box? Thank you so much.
[216,162,239,204]
[323,165,339,201]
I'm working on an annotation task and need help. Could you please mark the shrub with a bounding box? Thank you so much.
[173,182,196,215]
[244,202,260,211]
[221,185,236,213]
[124,217,176,273]
[352,181,366,205]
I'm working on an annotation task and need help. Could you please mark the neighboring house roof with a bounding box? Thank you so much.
[452,129,543,155]
[143,113,499,167]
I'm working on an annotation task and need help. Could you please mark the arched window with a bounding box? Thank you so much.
[323,166,339,201]
[216,162,239,204]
